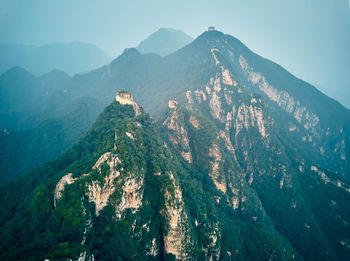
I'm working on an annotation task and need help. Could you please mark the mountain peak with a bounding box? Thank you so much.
[115,90,140,116]
[39,69,71,79]
[197,28,224,41]
[121,48,141,58]
[137,28,193,56]
[157,27,180,33]
[1,66,35,78]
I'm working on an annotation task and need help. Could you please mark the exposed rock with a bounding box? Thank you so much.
[169,100,178,109]
[87,169,120,215]
[114,175,145,218]
[234,103,268,138]
[209,143,226,193]
[311,166,350,193]
[217,131,236,156]
[232,197,239,210]
[54,173,76,207]
[147,238,158,257]
[222,69,232,86]
[188,115,200,129]
[202,222,221,260]
[211,49,236,86]
[186,91,194,104]
[86,152,121,215]
[209,91,223,121]
[163,172,192,260]
[77,252,94,261]
[54,152,121,211]
[93,152,119,171]
[125,131,135,140]
[289,125,296,132]
[239,55,320,136]
[180,151,193,163]
[224,93,232,105]
[193,90,207,103]
[163,104,193,163]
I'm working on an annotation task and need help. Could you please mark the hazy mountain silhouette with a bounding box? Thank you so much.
[0,42,112,76]
[137,28,193,56]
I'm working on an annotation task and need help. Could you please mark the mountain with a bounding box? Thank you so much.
[0,67,108,184]
[0,96,103,183]
[1,29,349,192]
[57,29,350,180]
[0,67,71,131]
[0,42,112,76]
[137,28,193,56]
[316,83,350,109]
[0,90,349,260]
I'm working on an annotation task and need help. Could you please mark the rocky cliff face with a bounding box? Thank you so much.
[49,91,198,260]
[237,54,350,178]
[161,41,350,260]
[163,100,193,163]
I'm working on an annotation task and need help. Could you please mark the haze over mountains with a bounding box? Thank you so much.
[0,28,350,260]
[0,42,112,76]
[137,28,193,56]
[0,29,195,183]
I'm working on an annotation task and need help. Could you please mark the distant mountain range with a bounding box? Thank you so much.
[1,28,350,260]
[1,29,349,187]
[137,28,193,56]
[0,67,71,130]
[0,29,195,183]
[0,42,112,76]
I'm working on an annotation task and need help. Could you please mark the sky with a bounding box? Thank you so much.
[1,0,349,107]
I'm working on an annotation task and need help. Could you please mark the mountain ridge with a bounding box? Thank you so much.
[1,88,349,260]
[137,28,193,56]
[1,28,349,188]
[0,42,112,76]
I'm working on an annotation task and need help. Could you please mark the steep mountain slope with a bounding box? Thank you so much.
[199,30,350,180]
[0,28,347,261]
[160,51,350,259]
[0,42,112,76]
[137,28,193,56]
[0,91,306,260]
[1,29,349,188]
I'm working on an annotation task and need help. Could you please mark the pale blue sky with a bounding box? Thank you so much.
[1,0,349,106]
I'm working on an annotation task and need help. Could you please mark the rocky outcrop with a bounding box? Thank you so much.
[234,102,269,138]
[208,143,226,194]
[76,251,94,261]
[86,150,145,218]
[188,115,200,129]
[114,173,145,218]
[92,152,120,176]
[239,55,320,136]
[87,169,120,215]
[163,172,192,260]
[202,222,221,260]
[54,152,122,215]
[211,48,237,87]
[311,166,350,193]
[239,54,350,179]
[54,173,76,207]
[163,101,193,163]
[217,131,236,158]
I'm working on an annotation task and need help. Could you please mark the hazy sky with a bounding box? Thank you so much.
[1,0,349,107]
